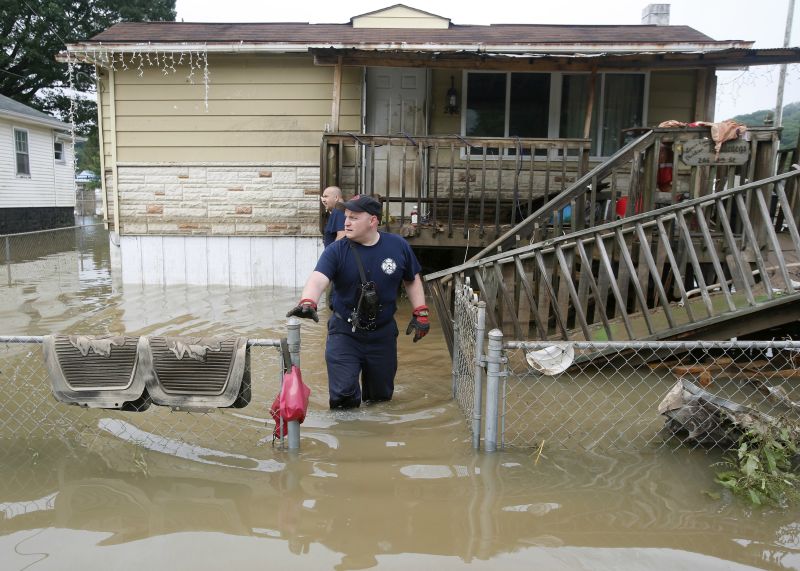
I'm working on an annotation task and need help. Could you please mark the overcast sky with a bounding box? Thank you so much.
[175,0,800,121]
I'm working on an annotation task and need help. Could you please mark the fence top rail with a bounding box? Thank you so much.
[505,340,800,350]
[1,223,105,239]
[424,166,800,281]
[322,132,591,148]
[0,335,283,347]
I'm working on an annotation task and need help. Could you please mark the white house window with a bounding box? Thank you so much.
[14,129,30,176]
[54,140,64,162]
[464,71,646,157]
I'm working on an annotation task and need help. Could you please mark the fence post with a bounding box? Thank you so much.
[286,317,301,451]
[472,301,487,450]
[4,235,10,286]
[484,328,504,453]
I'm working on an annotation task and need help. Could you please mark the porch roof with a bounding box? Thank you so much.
[310,46,800,71]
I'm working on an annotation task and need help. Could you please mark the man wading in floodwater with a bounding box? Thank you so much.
[287,195,430,408]
[321,185,345,248]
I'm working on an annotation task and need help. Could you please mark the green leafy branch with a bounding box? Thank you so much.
[714,422,800,507]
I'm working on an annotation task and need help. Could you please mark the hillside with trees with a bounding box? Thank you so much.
[732,102,800,149]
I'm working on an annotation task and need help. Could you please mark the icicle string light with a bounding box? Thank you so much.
[67,45,212,108]
[203,51,210,112]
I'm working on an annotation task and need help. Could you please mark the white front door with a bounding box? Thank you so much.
[366,67,427,135]
[365,68,427,209]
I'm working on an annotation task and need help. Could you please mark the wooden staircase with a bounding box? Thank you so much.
[426,162,800,355]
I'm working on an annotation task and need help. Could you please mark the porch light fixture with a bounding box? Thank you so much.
[445,76,459,115]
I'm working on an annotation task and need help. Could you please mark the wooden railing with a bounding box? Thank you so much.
[468,126,782,261]
[321,133,591,246]
[426,168,800,355]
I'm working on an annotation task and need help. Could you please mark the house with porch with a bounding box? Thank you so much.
[61,3,800,286]
[0,94,76,234]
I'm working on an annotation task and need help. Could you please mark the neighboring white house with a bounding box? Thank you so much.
[0,93,75,234]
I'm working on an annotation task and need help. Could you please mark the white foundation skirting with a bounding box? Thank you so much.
[117,235,324,287]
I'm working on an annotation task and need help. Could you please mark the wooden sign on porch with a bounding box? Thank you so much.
[680,139,750,166]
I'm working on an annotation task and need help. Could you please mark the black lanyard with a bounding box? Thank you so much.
[348,239,369,284]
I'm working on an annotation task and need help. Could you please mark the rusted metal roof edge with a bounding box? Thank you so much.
[62,40,752,54]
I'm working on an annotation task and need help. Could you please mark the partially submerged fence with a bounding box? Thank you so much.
[453,280,800,451]
[0,323,304,474]
[0,223,108,287]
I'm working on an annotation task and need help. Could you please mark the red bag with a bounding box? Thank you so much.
[270,364,310,438]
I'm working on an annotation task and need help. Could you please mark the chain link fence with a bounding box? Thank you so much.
[452,282,800,452]
[0,331,303,495]
[0,223,108,287]
[451,279,486,448]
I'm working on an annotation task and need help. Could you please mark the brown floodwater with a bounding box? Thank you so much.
[1,225,799,570]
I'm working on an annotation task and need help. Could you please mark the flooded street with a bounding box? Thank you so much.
[1,225,799,570]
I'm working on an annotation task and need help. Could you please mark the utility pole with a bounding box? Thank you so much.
[775,0,796,127]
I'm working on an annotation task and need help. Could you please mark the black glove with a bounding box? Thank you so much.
[405,305,430,342]
[286,298,319,323]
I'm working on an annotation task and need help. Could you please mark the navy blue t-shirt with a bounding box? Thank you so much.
[315,233,422,329]
[323,208,345,248]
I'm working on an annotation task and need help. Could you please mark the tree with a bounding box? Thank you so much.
[1,0,176,174]
[1,0,176,108]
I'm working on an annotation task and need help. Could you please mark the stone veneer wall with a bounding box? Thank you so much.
[106,163,325,286]
[115,164,321,236]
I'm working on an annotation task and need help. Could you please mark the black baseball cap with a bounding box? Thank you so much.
[342,195,382,219]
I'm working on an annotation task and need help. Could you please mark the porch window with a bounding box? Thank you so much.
[600,74,645,155]
[464,71,646,157]
[14,129,30,176]
[465,72,550,154]
[560,75,599,154]
[54,140,64,162]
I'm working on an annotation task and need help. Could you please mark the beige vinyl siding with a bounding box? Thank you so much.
[0,119,74,208]
[113,54,361,164]
[647,70,697,126]
[352,5,449,28]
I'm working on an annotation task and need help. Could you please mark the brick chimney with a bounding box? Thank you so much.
[642,4,670,25]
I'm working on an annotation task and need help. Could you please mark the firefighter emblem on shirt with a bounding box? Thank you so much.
[381,258,397,275]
